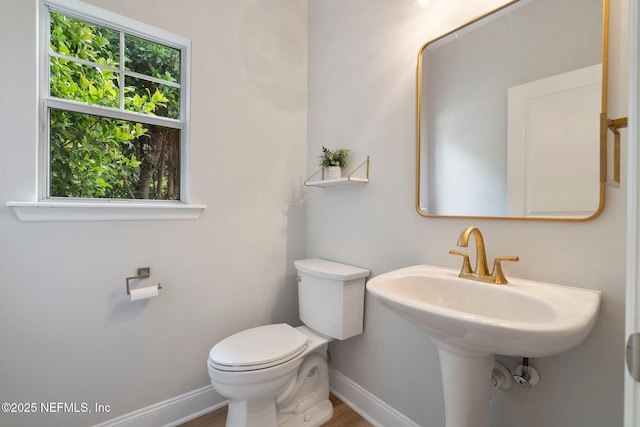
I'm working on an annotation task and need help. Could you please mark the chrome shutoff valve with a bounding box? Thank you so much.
[513,358,540,389]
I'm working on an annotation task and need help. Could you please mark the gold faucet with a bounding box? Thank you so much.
[449,227,519,284]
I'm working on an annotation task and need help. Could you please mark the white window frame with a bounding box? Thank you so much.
[7,0,205,221]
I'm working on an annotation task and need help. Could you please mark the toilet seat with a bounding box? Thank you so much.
[209,324,309,372]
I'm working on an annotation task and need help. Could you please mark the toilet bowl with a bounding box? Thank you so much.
[207,258,370,427]
[208,325,332,427]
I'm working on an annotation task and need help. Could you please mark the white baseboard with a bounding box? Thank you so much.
[92,385,227,427]
[329,368,421,427]
[93,370,417,427]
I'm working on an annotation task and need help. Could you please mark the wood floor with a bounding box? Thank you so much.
[179,394,372,427]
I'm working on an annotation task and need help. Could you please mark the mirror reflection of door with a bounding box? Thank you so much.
[506,64,602,217]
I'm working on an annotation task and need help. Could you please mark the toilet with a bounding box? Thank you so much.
[207,258,370,427]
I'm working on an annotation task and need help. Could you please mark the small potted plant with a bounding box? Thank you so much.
[318,146,350,179]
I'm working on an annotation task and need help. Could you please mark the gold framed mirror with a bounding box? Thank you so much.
[416,0,608,221]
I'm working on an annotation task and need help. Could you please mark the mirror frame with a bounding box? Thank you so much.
[415,0,609,221]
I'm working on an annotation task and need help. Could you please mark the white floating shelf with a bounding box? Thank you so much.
[305,156,370,188]
[305,176,368,187]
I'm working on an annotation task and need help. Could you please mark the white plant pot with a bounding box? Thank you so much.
[323,166,342,180]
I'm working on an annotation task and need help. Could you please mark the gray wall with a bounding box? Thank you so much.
[0,1,307,426]
[308,0,627,425]
[0,0,629,426]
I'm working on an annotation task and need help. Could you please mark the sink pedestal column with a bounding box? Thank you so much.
[437,346,494,427]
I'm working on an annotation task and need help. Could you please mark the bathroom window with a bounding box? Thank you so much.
[40,0,190,202]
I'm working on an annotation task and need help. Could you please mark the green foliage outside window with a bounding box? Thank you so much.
[48,11,182,200]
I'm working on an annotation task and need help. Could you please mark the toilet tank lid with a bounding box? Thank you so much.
[294,258,370,281]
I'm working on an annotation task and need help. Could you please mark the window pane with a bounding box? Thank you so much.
[50,109,180,200]
[124,76,180,119]
[50,59,119,108]
[50,11,119,68]
[125,35,181,83]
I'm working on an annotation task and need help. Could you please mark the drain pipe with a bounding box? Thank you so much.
[491,361,513,389]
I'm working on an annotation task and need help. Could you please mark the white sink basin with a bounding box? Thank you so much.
[366,264,601,357]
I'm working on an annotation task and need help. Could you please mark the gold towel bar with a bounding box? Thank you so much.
[608,117,628,184]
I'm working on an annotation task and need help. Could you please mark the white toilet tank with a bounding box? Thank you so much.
[294,258,370,340]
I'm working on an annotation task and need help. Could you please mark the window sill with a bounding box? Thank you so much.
[6,201,206,222]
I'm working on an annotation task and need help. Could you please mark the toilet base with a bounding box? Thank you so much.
[225,396,333,427]
[278,398,333,427]
[276,352,332,427]
[227,397,278,427]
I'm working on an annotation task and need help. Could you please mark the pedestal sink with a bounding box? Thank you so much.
[366,264,601,427]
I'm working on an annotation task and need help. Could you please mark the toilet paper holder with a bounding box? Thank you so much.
[126,267,162,295]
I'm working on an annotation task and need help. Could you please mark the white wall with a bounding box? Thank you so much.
[308,0,627,426]
[0,0,629,425]
[0,1,307,426]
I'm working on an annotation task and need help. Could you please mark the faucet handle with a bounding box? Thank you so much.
[491,256,519,284]
[449,250,472,275]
